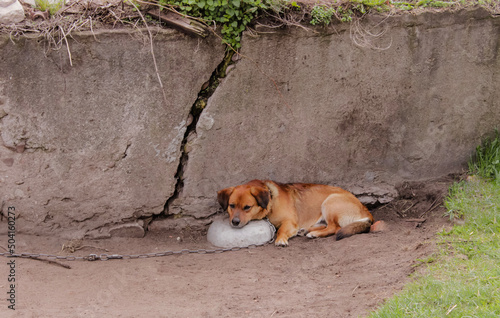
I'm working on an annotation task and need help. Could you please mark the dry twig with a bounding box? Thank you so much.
[23,256,72,269]
[126,0,168,105]
[419,196,443,218]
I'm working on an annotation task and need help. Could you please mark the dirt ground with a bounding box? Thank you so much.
[0,176,457,318]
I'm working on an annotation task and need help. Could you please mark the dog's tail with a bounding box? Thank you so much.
[336,219,386,241]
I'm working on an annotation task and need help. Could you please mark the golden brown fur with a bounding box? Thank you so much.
[217,180,380,246]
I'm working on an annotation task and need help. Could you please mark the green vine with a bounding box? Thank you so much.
[310,5,336,25]
[159,0,269,49]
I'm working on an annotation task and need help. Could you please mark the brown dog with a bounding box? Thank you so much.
[217,180,383,246]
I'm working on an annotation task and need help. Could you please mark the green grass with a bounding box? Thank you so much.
[468,130,500,183]
[34,0,64,16]
[369,133,500,317]
[370,180,500,317]
[305,0,500,26]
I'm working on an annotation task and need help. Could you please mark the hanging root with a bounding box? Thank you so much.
[350,13,393,51]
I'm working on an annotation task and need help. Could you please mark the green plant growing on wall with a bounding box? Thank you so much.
[309,1,383,26]
[336,6,355,22]
[289,1,300,9]
[310,5,336,25]
[35,0,64,15]
[308,0,458,26]
[159,0,269,49]
[416,0,452,7]
[127,0,142,11]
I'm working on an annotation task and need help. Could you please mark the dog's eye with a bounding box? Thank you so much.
[229,204,235,209]
[243,205,252,211]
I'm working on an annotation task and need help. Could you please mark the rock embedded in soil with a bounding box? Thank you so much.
[207,218,275,248]
[0,0,24,24]
[109,220,145,238]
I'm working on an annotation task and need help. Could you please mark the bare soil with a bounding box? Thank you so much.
[0,176,456,318]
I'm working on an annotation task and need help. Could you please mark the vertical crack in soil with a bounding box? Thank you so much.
[153,50,236,222]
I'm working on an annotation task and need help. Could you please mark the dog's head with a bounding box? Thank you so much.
[217,181,270,228]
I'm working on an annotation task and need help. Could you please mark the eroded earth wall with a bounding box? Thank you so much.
[1,8,499,237]
[0,29,225,238]
[170,8,500,221]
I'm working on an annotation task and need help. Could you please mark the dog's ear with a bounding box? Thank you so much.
[217,187,234,211]
[250,186,270,209]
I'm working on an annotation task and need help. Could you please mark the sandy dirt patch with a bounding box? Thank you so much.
[0,177,455,317]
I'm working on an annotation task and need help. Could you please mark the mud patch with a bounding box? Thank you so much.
[0,176,457,317]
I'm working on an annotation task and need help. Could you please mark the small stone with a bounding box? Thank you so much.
[201,81,209,90]
[2,158,14,167]
[0,0,25,24]
[14,188,25,198]
[225,64,235,76]
[466,175,479,183]
[197,113,214,131]
[231,53,240,62]
[349,184,398,205]
[85,228,111,240]
[109,221,145,238]
[0,0,16,8]
[16,142,25,153]
[186,113,193,127]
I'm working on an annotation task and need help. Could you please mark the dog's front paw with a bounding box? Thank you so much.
[306,232,318,239]
[275,238,289,247]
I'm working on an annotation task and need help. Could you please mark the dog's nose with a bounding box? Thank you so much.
[231,217,240,227]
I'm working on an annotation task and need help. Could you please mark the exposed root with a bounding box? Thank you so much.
[258,6,313,33]
[350,14,393,51]
[1,0,147,45]
[125,0,167,105]
[59,25,73,66]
